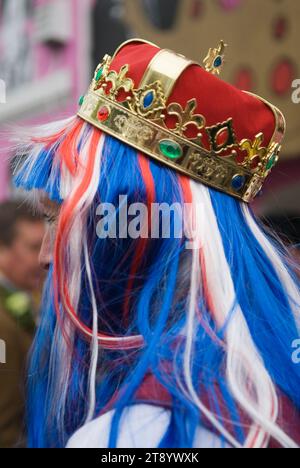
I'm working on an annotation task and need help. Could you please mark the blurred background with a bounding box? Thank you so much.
[0,0,299,448]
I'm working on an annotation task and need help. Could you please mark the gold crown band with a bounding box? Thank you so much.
[78,91,260,202]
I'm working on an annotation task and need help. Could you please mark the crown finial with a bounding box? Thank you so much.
[203,40,227,75]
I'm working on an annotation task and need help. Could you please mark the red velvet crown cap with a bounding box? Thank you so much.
[110,40,276,162]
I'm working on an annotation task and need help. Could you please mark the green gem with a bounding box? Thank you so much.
[266,154,277,170]
[78,95,85,106]
[159,140,182,159]
[96,67,103,81]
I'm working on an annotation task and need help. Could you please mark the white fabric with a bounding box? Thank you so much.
[66,404,228,448]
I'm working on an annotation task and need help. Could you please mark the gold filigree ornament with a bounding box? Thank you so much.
[99,64,134,101]
[239,133,268,170]
[78,39,286,203]
[166,99,206,145]
[203,40,227,76]
[129,81,167,119]
[239,133,281,177]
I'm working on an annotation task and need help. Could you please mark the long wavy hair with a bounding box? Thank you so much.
[13,116,300,448]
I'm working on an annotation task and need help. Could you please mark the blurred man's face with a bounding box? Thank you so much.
[0,220,45,291]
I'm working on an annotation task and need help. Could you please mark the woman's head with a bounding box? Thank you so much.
[12,114,300,448]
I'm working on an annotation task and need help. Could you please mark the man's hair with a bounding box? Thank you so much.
[0,200,43,247]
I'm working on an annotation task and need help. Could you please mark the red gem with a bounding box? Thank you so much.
[97,106,110,122]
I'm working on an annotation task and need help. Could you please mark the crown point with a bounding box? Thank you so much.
[204,40,228,75]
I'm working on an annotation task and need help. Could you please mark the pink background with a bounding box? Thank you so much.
[0,0,92,199]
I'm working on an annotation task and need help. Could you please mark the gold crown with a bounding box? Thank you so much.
[77,39,286,202]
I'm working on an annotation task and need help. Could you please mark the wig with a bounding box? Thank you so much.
[13,116,300,448]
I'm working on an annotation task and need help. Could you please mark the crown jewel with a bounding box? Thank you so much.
[78,40,286,202]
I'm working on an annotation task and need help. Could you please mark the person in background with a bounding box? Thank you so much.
[0,201,45,448]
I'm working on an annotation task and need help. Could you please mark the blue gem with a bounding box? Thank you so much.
[231,175,245,191]
[214,56,222,68]
[143,91,154,109]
